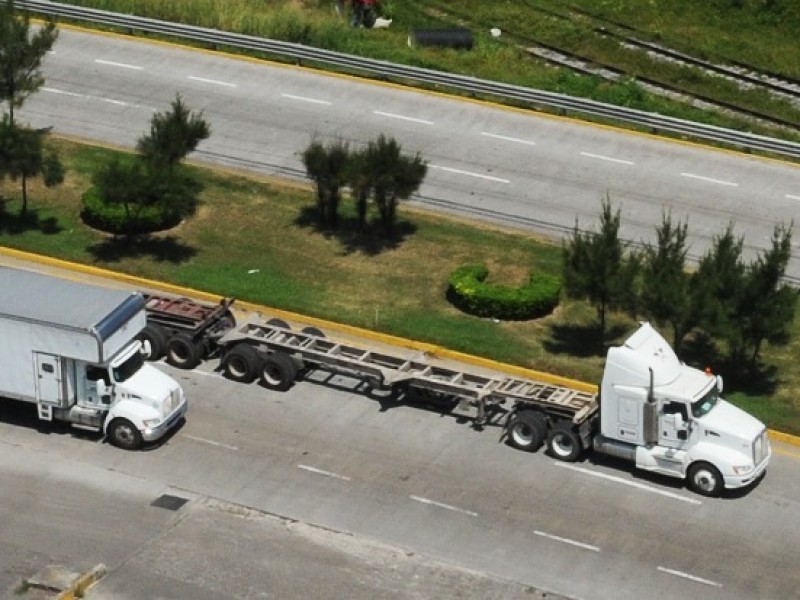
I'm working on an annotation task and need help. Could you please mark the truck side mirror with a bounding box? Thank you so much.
[141,339,152,357]
[96,379,107,396]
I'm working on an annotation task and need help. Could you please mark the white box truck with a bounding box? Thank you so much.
[0,267,187,449]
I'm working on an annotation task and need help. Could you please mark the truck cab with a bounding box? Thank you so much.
[597,323,770,496]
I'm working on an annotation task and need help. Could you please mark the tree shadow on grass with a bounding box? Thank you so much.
[543,321,629,358]
[681,332,778,396]
[87,234,197,263]
[0,201,62,235]
[294,205,417,256]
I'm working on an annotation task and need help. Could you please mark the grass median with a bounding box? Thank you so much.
[1,137,798,434]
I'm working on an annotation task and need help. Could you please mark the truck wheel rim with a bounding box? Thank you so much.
[228,357,247,378]
[693,469,717,493]
[512,423,533,446]
[263,365,281,385]
[552,433,573,457]
[115,425,135,445]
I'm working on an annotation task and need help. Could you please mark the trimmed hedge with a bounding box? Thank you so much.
[447,264,561,320]
[81,186,185,235]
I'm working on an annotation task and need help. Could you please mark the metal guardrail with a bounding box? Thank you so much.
[15,0,800,159]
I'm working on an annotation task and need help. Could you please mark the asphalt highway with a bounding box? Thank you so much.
[17,26,800,278]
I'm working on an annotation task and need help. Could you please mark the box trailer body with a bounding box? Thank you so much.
[0,267,187,449]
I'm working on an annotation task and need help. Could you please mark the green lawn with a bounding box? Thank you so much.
[1,138,798,434]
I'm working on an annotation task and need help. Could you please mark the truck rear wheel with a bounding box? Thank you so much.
[223,344,262,383]
[506,410,546,451]
[138,324,168,361]
[167,333,203,369]
[108,418,143,450]
[301,326,325,338]
[687,462,724,497]
[261,352,297,391]
[547,422,582,462]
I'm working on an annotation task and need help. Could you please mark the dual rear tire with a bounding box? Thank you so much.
[223,344,297,391]
[506,411,583,462]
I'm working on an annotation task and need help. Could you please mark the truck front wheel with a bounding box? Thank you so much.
[108,418,143,450]
[506,410,546,451]
[547,423,582,462]
[687,462,724,497]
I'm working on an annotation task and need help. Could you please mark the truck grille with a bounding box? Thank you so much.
[753,429,769,466]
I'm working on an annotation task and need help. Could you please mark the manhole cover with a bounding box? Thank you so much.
[151,494,188,511]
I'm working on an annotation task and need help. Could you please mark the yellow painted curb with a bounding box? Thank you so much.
[55,564,106,600]
[768,429,800,448]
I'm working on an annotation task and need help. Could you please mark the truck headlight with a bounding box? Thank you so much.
[733,464,754,475]
[142,418,162,428]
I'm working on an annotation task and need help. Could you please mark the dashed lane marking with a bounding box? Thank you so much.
[183,434,239,451]
[297,464,351,481]
[43,87,130,106]
[534,530,600,552]
[281,93,332,105]
[680,172,739,187]
[580,151,634,165]
[95,59,143,70]
[188,75,237,88]
[429,164,510,183]
[373,110,434,125]
[480,131,537,146]
[657,566,722,588]
[410,495,478,517]
[553,462,702,505]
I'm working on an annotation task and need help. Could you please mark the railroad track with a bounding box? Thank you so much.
[430,1,800,129]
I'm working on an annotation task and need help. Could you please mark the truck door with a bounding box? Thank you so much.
[659,400,689,449]
[35,352,63,406]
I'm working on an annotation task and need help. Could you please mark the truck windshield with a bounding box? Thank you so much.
[112,351,144,383]
[691,388,719,418]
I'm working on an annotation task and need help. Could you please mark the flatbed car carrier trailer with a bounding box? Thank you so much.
[217,316,599,455]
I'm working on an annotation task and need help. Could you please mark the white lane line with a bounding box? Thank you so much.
[42,87,129,106]
[281,93,331,105]
[429,164,510,184]
[534,530,600,552]
[188,75,237,88]
[657,566,722,588]
[580,151,634,165]
[95,59,143,70]
[188,368,224,379]
[553,462,702,505]
[297,464,351,481]
[373,110,434,125]
[183,434,239,451]
[786,194,800,200]
[410,495,478,517]
[680,172,739,187]
[480,131,537,146]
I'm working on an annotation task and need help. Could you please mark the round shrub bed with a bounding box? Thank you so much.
[81,186,185,235]
[446,264,561,320]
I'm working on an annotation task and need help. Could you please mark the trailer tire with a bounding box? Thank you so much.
[267,318,291,330]
[223,344,262,383]
[301,326,325,338]
[547,422,582,462]
[506,410,546,451]
[166,333,203,369]
[687,462,724,497]
[261,352,297,391]
[108,418,143,450]
[138,324,168,361]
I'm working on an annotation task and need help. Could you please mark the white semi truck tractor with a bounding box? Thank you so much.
[0,267,187,449]
[588,322,771,496]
